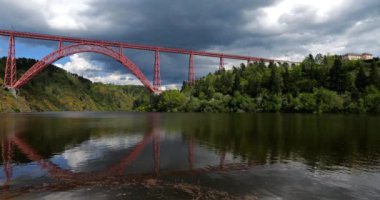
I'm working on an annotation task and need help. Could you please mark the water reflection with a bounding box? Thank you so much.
[0,113,247,194]
[1,113,380,199]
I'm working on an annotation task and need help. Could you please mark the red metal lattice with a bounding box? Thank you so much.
[12,43,156,93]
[188,54,195,84]
[4,35,16,87]
[153,50,161,89]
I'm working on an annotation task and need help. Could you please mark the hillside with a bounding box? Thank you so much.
[0,57,151,112]
[149,55,380,113]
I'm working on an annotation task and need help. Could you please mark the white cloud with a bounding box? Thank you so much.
[159,84,180,91]
[244,0,345,33]
[55,54,143,85]
[90,74,143,85]
[239,0,380,59]
[303,38,348,55]
[61,135,143,170]
[55,54,101,74]
[300,16,380,56]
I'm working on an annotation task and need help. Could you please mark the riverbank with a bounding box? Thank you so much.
[0,58,150,112]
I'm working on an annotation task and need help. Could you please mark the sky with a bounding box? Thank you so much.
[0,0,379,88]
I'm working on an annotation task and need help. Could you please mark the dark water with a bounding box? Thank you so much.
[1,112,380,199]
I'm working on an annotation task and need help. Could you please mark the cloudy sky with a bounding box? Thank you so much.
[0,0,379,88]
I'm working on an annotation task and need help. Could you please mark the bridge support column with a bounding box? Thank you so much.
[188,54,195,85]
[219,56,224,71]
[58,40,63,57]
[4,35,16,88]
[153,50,161,90]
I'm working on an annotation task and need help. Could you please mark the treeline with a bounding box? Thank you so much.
[146,54,380,113]
[0,57,150,112]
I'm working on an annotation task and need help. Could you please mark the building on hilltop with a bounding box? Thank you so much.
[361,53,373,60]
[342,53,373,61]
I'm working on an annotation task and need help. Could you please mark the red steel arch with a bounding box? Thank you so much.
[12,43,156,93]
[11,133,154,180]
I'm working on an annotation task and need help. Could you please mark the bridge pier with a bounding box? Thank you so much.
[8,88,18,97]
[2,86,18,97]
[188,54,195,84]
[153,50,161,90]
[4,34,16,88]
[219,56,224,71]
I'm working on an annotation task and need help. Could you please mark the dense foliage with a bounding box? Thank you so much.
[149,54,380,113]
[0,57,150,112]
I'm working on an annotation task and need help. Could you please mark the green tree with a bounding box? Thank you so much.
[328,58,348,93]
[233,72,242,92]
[215,72,234,95]
[368,61,380,89]
[314,88,343,113]
[157,90,187,112]
[296,93,317,113]
[267,63,283,94]
[315,53,324,65]
[355,64,368,92]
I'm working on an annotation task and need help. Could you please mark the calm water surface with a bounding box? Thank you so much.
[0,112,380,199]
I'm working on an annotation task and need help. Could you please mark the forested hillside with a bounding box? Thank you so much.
[149,54,380,113]
[2,55,380,114]
[0,57,150,112]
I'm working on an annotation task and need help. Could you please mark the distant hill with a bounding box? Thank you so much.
[0,57,151,112]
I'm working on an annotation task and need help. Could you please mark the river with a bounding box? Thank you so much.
[1,112,380,199]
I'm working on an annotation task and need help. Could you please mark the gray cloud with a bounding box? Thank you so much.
[0,0,379,86]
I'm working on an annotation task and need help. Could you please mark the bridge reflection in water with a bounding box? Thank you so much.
[0,114,250,192]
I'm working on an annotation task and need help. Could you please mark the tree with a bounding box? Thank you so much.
[296,93,317,112]
[233,72,242,92]
[267,63,283,94]
[355,64,368,92]
[315,53,324,65]
[282,65,291,93]
[258,60,266,71]
[364,91,380,113]
[369,61,380,89]
[314,88,343,113]
[307,54,315,64]
[328,58,349,93]
[157,90,187,112]
[240,63,246,71]
[215,72,234,95]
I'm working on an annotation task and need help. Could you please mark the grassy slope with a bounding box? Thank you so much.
[0,57,150,112]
